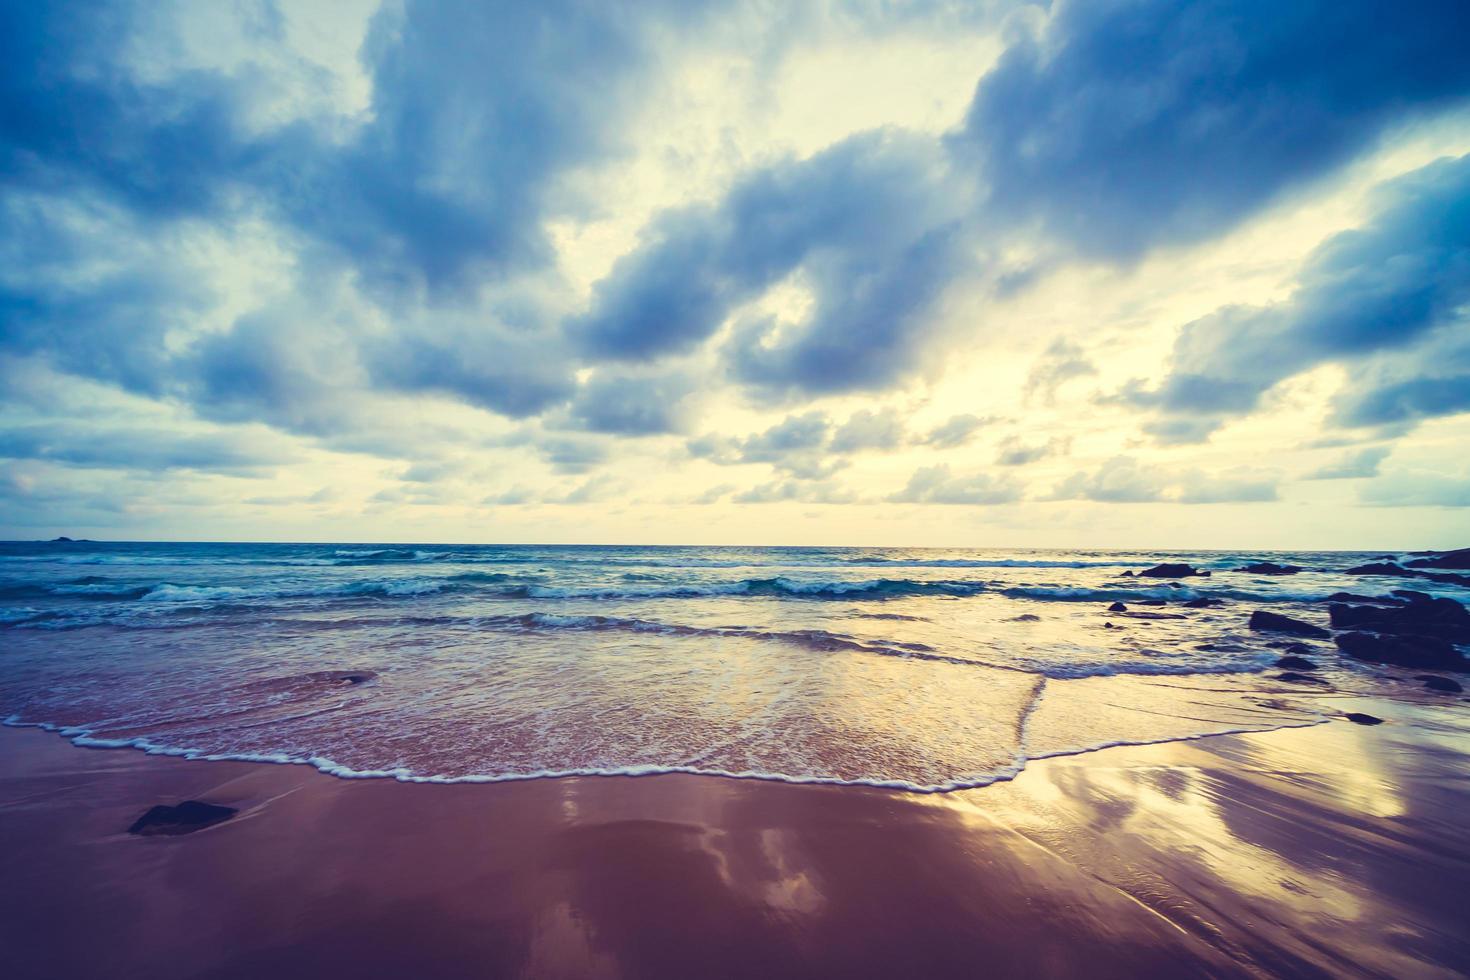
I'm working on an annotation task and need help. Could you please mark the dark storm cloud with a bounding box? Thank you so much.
[958,0,1470,258]
[1131,153,1470,430]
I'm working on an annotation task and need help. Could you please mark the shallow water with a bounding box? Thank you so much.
[1,541,1460,790]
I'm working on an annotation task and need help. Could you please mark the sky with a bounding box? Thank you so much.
[2,0,1470,549]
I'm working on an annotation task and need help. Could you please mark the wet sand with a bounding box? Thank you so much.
[2,695,1467,979]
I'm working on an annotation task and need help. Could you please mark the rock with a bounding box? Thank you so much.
[1107,601,1128,612]
[1138,563,1208,577]
[1345,561,1414,576]
[1103,622,1119,629]
[1248,610,1331,638]
[1120,571,1134,577]
[1277,672,1327,685]
[1183,597,1224,608]
[1344,562,1470,587]
[1344,713,1384,726]
[1007,614,1041,622]
[1274,655,1318,670]
[1417,675,1463,693]
[128,800,237,836]
[1334,631,1468,671]
[1327,595,1470,643]
[1138,598,1168,606]
[1405,547,1470,570]
[1119,611,1187,620]
[1236,561,1302,575]
[1322,592,1402,605]
[49,536,74,543]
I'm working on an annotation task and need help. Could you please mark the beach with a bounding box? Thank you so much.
[4,692,1467,979]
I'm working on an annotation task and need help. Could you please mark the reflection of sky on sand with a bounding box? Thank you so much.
[943,703,1470,977]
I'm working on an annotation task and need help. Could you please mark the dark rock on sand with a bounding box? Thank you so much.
[1249,610,1331,638]
[1139,563,1208,578]
[1107,601,1128,612]
[1277,672,1327,685]
[1335,631,1468,671]
[1417,675,1464,693]
[1237,562,1301,575]
[1328,594,1470,643]
[1274,655,1318,671]
[1405,547,1470,570]
[1119,570,1134,577]
[1007,614,1041,622]
[1138,599,1168,606]
[1183,597,1224,608]
[1103,622,1119,629]
[128,801,237,837]
[1119,611,1187,620]
[1344,713,1384,725]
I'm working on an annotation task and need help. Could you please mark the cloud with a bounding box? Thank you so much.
[889,464,1022,504]
[922,413,997,449]
[1052,456,1280,503]
[957,0,1470,259]
[1131,153,1470,431]
[688,411,842,479]
[732,479,856,504]
[1023,339,1096,405]
[995,435,1069,466]
[829,408,907,453]
[1050,456,1167,503]
[0,421,289,474]
[575,131,975,397]
[1141,416,1224,446]
[1359,470,1470,507]
[1306,446,1391,480]
[1175,469,1280,504]
[566,370,698,435]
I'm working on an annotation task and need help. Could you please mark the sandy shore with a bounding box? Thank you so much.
[2,694,1467,979]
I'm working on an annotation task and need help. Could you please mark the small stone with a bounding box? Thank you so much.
[1344,713,1384,725]
[128,800,237,837]
[1107,601,1127,612]
[1274,655,1318,671]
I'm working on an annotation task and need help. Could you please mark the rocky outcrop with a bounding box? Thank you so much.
[1249,610,1331,638]
[1405,547,1470,570]
[1417,675,1463,693]
[1236,562,1301,575]
[1107,601,1127,612]
[1274,655,1318,671]
[1322,592,1401,605]
[1344,562,1470,587]
[128,800,237,836]
[1183,597,1224,608]
[1334,631,1468,671]
[1138,563,1208,578]
[1327,594,1470,643]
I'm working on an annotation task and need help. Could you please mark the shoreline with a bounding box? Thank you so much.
[0,711,1334,794]
[3,695,1467,978]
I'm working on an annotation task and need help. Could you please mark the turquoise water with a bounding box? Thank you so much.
[1,541,1459,790]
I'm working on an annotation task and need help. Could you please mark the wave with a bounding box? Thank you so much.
[4,712,1329,795]
[524,577,991,601]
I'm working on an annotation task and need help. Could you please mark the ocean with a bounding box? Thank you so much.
[0,541,1454,791]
